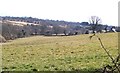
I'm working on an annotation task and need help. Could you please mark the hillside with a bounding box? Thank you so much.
[2,33,118,72]
[1,16,119,42]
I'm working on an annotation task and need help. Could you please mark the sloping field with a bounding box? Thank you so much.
[1,33,119,72]
[1,20,40,26]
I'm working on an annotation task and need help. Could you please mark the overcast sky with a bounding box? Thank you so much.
[0,0,119,26]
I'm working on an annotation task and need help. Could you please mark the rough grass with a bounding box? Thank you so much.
[1,33,119,72]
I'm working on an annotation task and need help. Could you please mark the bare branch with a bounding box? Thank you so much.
[89,34,120,73]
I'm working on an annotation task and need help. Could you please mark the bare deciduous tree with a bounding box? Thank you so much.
[89,16,102,33]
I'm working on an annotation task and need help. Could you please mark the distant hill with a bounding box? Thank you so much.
[0,16,119,41]
[1,16,89,27]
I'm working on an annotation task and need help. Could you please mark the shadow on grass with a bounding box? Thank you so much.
[2,67,120,73]
[1,69,118,73]
[1,71,100,73]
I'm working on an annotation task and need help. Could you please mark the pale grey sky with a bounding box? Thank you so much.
[0,0,119,26]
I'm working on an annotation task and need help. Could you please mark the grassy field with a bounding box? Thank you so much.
[1,33,119,72]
